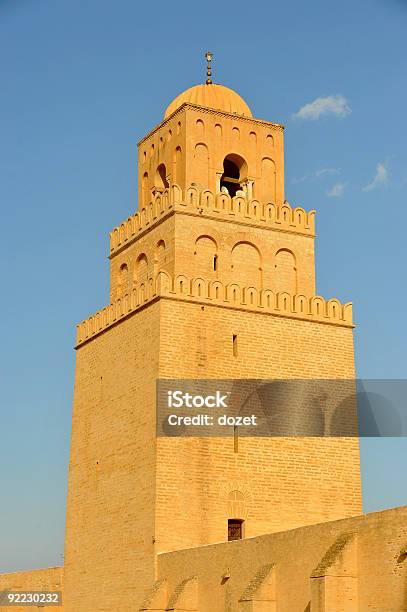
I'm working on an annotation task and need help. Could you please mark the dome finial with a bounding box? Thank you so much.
[205,51,213,85]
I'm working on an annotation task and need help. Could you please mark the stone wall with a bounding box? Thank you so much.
[0,567,63,612]
[149,506,407,612]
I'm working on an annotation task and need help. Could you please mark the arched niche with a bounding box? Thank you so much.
[134,253,149,285]
[215,123,222,138]
[117,263,129,298]
[196,119,205,134]
[172,146,182,185]
[261,157,276,203]
[194,235,218,277]
[266,133,274,147]
[231,241,261,287]
[193,143,209,188]
[274,249,297,294]
[154,240,166,273]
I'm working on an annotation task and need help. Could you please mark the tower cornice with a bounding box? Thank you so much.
[75,273,354,348]
[138,102,284,147]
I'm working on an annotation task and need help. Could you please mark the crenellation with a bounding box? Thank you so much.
[76,273,353,347]
[109,184,315,256]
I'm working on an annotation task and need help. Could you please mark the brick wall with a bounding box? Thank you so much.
[0,567,63,612]
[155,298,361,555]
[154,506,407,612]
[63,302,161,612]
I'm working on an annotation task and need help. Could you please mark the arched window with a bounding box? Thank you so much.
[117,263,129,298]
[173,146,182,185]
[220,154,247,197]
[142,172,149,207]
[154,163,169,190]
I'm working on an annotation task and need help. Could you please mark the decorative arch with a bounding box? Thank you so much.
[194,235,218,277]
[117,263,129,298]
[173,146,182,185]
[154,239,166,273]
[261,157,276,203]
[155,270,171,293]
[193,142,209,187]
[231,241,262,287]
[274,248,297,294]
[134,253,149,285]
[221,481,252,520]
[232,126,240,142]
[266,133,274,147]
[196,119,205,134]
[175,274,189,294]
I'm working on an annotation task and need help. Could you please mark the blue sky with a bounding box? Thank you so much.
[0,0,406,572]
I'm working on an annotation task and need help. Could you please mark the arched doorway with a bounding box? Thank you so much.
[220,154,248,197]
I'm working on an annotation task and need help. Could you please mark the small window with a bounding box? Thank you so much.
[213,254,218,271]
[228,518,244,541]
[232,334,238,357]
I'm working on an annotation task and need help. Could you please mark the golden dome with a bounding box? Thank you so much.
[164,83,252,119]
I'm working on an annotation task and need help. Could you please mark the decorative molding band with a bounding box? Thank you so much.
[109,184,315,257]
[138,102,283,145]
[76,273,353,347]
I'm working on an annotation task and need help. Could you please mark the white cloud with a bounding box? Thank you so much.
[292,95,351,120]
[291,174,309,184]
[291,167,341,184]
[362,161,389,192]
[315,167,341,177]
[327,182,347,197]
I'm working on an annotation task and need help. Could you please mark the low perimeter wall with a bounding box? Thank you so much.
[0,567,63,612]
[143,506,407,612]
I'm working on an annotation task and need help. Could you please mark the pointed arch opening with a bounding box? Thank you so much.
[220,153,248,197]
[154,163,169,191]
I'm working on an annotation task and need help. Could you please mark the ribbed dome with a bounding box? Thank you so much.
[164,83,252,119]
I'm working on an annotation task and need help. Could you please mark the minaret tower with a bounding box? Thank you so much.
[63,56,362,611]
